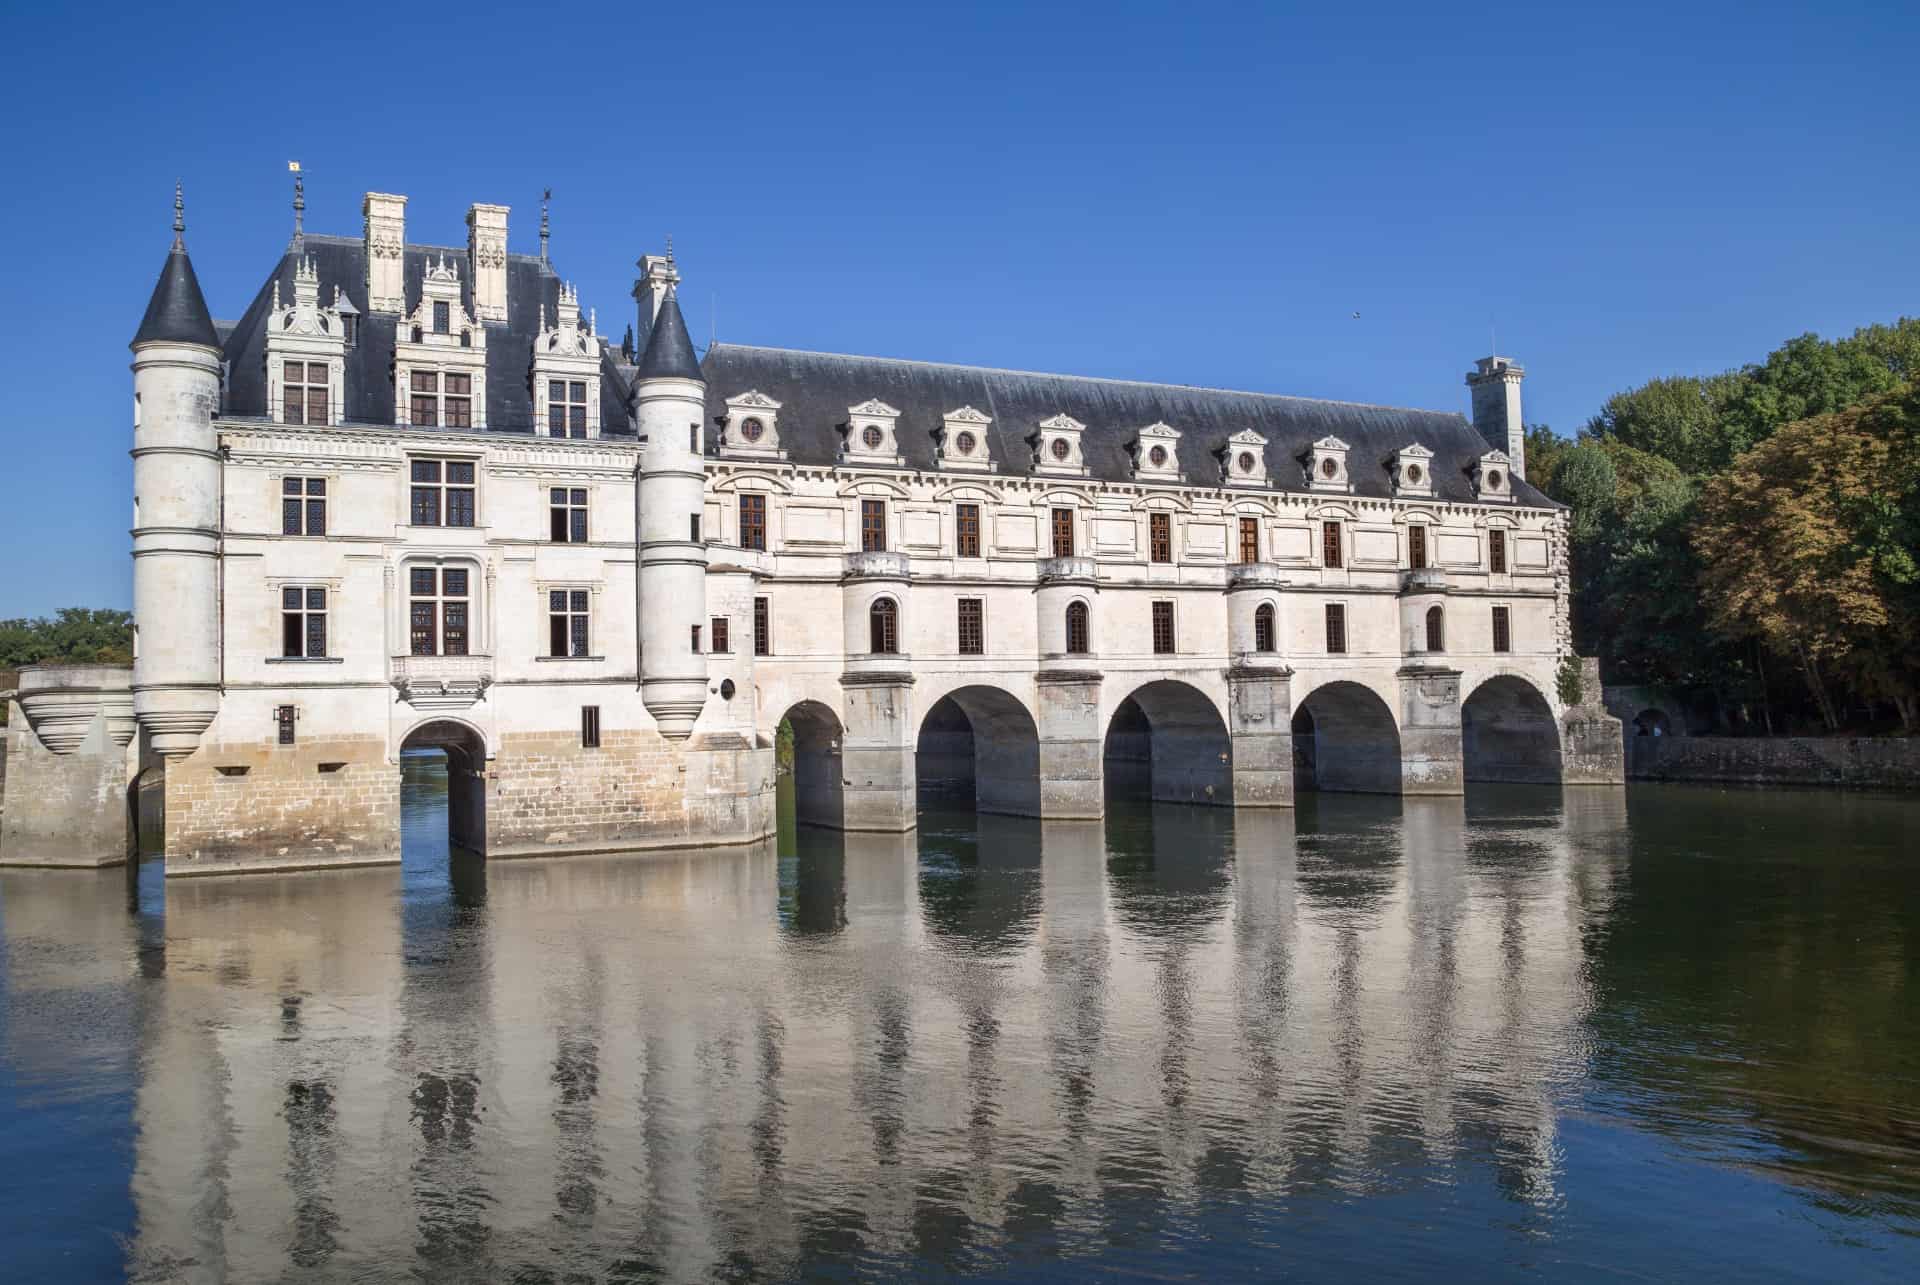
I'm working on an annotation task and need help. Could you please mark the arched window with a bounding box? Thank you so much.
[1254,602,1276,653]
[1065,600,1090,655]
[869,597,899,655]
[1425,604,1444,653]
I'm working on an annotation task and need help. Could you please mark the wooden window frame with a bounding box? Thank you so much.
[869,597,899,654]
[1492,605,1512,654]
[957,597,985,655]
[738,493,767,551]
[1322,521,1343,569]
[1051,506,1075,558]
[409,458,476,528]
[580,706,601,749]
[955,503,981,558]
[1151,600,1176,655]
[408,566,470,657]
[282,360,329,426]
[753,596,771,656]
[1325,602,1348,654]
[711,615,731,654]
[1254,602,1276,653]
[1149,512,1172,564]
[1425,604,1444,653]
[861,500,887,553]
[1409,524,1427,570]
[1065,600,1090,655]
[1239,516,1260,564]
[1489,528,1508,574]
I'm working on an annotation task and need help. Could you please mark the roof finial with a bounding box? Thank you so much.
[665,232,674,263]
[540,187,551,262]
[172,180,185,249]
[289,160,305,254]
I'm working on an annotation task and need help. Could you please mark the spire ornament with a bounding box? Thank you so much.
[540,187,551,262]
[172,180,185,249]
[290,161,305,253]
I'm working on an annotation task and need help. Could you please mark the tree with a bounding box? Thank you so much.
[0,608,134,669]
[1584,372,1749,476]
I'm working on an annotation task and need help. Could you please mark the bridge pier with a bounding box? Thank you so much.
[1397,664,1465,795]
[1035,671,1105,820]
[1227,667,1295,808]
[838,672,917,831]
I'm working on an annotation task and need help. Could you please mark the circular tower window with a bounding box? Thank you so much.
[1320,457,1338,479]
[954,430,976,455]
[739,417,764,442]
[1238,451,1257,474]
[1148,444,1168,467]
[1485,469,1502,489]
[1405,463,1422,483]
[862,424,885,449]
[1051,437,1072,461]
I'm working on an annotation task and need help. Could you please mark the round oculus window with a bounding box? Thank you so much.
[1485,469,1502,489]
[1320,457,1338,478]
[1050,437,1071,461]
[719,678,737,701]
[739,417,764,442]
[1405,463,1422,483]
[1148,444,1168,467]
[954,430,977,455]
[861,424,884,449]
[1238,451,1257,474]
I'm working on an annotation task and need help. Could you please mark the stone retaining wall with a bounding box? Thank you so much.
[1631,735,1920,791]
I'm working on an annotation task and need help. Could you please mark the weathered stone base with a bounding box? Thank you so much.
[163,734,401,876]
[1,698,132,868]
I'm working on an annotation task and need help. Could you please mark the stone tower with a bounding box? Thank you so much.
[1466,355,1526,480]
[632,266,709,740]
[129,186,224,758]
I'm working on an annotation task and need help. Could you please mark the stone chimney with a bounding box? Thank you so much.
[363,192,407,313]
[1467,355,1526,479]
[631,251,680,355]
[466,203,510,322]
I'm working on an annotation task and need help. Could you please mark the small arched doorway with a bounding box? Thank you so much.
[1102,680,1232,806]
[777,700,846,830]
[1292,682,1401,794]
[915,686,1041,816]
[1632,708,1671,738]
[1461,676,1563,784]
[400,720,489,857]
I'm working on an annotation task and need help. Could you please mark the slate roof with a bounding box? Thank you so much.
[634,292,702,381]
[216,234,634,434]
[700,345,1556,507]
[132,245,220,349]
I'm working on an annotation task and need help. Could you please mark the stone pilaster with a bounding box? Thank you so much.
[1226,666,1294,808]
[1397,663,1464,795]
[1035,670,1104,820]
[838,672,916,832]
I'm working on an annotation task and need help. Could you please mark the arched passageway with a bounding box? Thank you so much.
[1291,682,1401,794]
[1102,681,1231,806]
[1632,708,1671,738]
[1461,676,1563,784]
[778,701,846,829]
[400,720,489,855]
[915,686,1042,816]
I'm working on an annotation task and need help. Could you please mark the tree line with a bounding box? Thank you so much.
[1526,319,1920,734]
[0,608,134,723]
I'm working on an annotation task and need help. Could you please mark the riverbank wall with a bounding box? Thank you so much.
[1630,735,1920,791]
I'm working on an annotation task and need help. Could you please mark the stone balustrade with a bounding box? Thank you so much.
[389,654,494,711]
[1400,568,1448,594]
[1226,562,1285,589]
[843,551,912,581]
[1037,555,1098,584]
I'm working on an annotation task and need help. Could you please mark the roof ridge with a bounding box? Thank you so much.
[706,343,1464,419]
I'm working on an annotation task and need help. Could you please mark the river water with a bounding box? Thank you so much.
[2,769,1917,1281]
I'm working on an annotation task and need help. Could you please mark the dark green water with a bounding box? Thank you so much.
[2,770,1917,1281]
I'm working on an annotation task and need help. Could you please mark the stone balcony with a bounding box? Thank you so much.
[390,654,494,711]
[13,664,135,755]
[843,551,912,582]
[1226,562,1285,590]
[1400,568,1448,595]
[1037,555,1098,584]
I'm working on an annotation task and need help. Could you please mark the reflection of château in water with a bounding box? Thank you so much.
[58,796,1642,1279]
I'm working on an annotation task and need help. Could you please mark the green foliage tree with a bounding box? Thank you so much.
[0,608,135,669]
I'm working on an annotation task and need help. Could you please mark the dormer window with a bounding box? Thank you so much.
[1032,413,1088,477]
[1150,446,1168,466]
[282,362,329,426]
[342,314,358,348]
[1391,444,1435,497]
[842,399,902,465]
[1051,438,1071,461]
[1220,429,1269,487]
[955,431,976,454]
[1131,422,1183,483]
[1472,450,1515,503]
[548,380,588,438]
[434,301,450,334]
[1305,436,1351,492]
[863,425,886,450]
[937,406,993,472]
[721,391,785,458]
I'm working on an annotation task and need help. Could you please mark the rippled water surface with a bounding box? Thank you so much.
[3,770,1918,1281]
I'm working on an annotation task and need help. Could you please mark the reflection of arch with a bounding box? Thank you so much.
[1292,681,1401,794]
[1103,680,1231,806]
[778,700,845,829]
[401,718,490,854]
[916,812,1043,953]
[869,597,898,654]
[1462,676,1562,784]
[915,686,1041,816]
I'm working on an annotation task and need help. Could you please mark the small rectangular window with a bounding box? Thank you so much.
[690,514,702,543]
[409,566,469,656]
[1489,528,1507,574]
[282,362,328,426]
[957,598,984,655]
[433,301,451,334]
[955,503,981,558]
[738,493,767,551]
[411,458,475,527]
[1409,525,1427,570]
[276,705,297,747]
[548,380,589,438]
[691,624,702,654]
[548,589,590,658]
[753,596,771,656]
[550,488,588,543]
[1149,512,1172,564]
[280,585,327,658]
[711,616,731,654]
[1051,507,1075,558]
[1151,601,1175,655]
[1322,521,1343,569]
[1492,605,1512,654]
[861,500,887,553]
[443,373,472,429]
[1239,516,1260,564]
[581,706,601,750]
[281,476,327,536]
[1326,603,1348,654]
[690,424,699,453]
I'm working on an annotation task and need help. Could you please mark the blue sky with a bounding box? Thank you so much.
[0,0,1913,617]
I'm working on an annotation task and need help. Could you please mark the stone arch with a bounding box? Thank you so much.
[1461,675,1563,784]
[915,685,1042,817]
[1292,680,1401,794]
[777,700,846,829]
[400,718,490,855]
[1103,679,1232,806]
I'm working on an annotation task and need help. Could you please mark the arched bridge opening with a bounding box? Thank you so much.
[1292,682,1400,795]
[400,719,489,858]
[1461,676,1562,785]
[777,700,846,830]
[915,686,1042,817]
[1103,680,1231,806]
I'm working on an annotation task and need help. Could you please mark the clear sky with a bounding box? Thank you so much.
[0,0,1913,617]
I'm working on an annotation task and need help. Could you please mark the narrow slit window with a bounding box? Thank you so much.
[1239,516,1260,564]
[1425,604,1444,653]
[276,705,297,746]
[1151,601,1175,655]
[1489,528,1508,574]
[753,596,771,656]
[1254,602,1276,653]
[1492,605,1512,654]
[581,706,601,749]
[1409,524,1428,570]
[1322,521,1343,569]
[957,598,984,655]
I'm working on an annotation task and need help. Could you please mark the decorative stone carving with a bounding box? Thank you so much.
[1031,412,1088,477]
[1390,442,1434,497]
[1130,421,1183,483]
[1219,428,1270,487]
[264,256,346,426]
[1472,449,1515,503]
[936,406,994,472]
[722,389,786,458]
[841,399,904,466]
[1304,435,1350,492]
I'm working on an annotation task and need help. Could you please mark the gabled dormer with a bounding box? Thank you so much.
[394,256,487,429]
[1031,412,1089,477]
[530,282,601,438]
[1219,428,1269,487]
[721,390,786,459]
[1390,443,1434,498]
[841,398,904,466]
[936,406,994,472]
[1472,450,1514,503]
[1305,435,1351,492]
[264,256,345,426]
[1130,422,1183,483]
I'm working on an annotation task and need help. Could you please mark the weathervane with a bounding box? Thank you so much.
[540,187,552,262]
[172,180,185,249]
[289,161,305,253]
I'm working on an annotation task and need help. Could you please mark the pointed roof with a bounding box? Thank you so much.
[634,290,702,382]
[132,245,219,349]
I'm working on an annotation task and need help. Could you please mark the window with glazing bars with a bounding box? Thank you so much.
[548,380,588,437]
[1051,507,1075,557]
[1149,512,1172,563]
[1239,516,1260,564]
[409,567,469,656]
[410,459,475,526]
[1489,528,1507,574]
[1409,524,1427,570]
[1492,605,1512,653]
[1065,600,1090,654]
[409,371,439,426]
[580,706,601,749]
[1151,601,1175,655]
[861,500,887,552]
[275,704,297,746]
[869,598,898,654]
[738,493,767,551]
[433,301,451,333]
[1254,602,1276,653]
[1325,603,1347,654]
[282,361,328,425]
[957,598,984,655]
[548,590,589,657]
[955,503,981,558]
[443,373,471,428]
[1425,605,1444,652]
[281,586,326,658]
[282,477,327,535]
[549,488,588,543]
[711,616,730,654]
[1322,521,1343,568]
[753,596,771,656]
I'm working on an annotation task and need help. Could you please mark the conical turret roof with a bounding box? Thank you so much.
[634,290,702,382]
[132,245,219,349]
